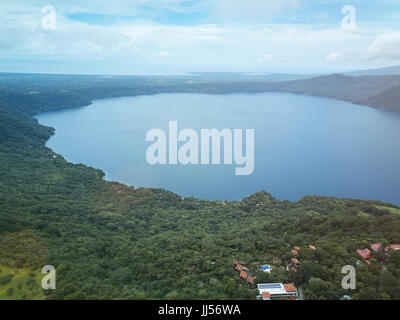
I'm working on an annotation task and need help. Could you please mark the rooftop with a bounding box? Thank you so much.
[235,264,244,272]
[357,248,371,260]
[258,283,297,297]
[262,292,271,300]
[371,243,382,251]
[283,283,297,292]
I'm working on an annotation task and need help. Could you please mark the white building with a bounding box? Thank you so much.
[257,283,297,300]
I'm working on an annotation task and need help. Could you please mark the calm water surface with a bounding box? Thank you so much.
[35,93,400,204]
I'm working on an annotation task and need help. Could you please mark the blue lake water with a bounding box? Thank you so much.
[35,93,400,204]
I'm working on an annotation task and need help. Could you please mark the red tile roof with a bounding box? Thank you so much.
[240,271,248,279]
[235,264,244,272]
[357,248,371,260]
[389,244,400,251]
[283,283,297,292]
[371,243,382,252]
[262,292,271,299]
[247,276,255,285]
[309,245,316,250]
[291,258,301,265]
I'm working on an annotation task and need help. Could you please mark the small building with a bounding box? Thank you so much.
[283,283,297,294]
[357,248,371,265]
[388,244,400,251]
[357,248,371,260]
[247,276,255,285]
[309,245,316,250]
[291,258,301,265]
[257,283,298,300]
[371,243,382,252]
[261,292,271,301]
[291,249,299,256]
[235,264,245,272]
[240,271,248,280]
[294,246,300,251]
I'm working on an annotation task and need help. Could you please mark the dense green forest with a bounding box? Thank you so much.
[0,73,400,300]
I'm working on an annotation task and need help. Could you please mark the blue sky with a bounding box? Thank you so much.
[65,1,400,27]
[1,0,400,74]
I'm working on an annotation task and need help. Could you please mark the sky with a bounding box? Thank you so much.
[1,0,400,75]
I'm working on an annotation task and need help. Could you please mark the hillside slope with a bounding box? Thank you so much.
[359,84,400,111]
[270,74,400,111]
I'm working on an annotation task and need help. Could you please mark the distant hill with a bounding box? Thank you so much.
[269,74,400,112]
[359,84,400,111]
[346,65,400,76]
[0,71,399,112]
[187,72,316,82]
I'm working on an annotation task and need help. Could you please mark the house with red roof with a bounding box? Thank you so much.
[388,244,400,251]
[357,248,371,260]
[371,243,382,252]
[357,248,371,265]
[247,276,255,285]
[283,283,297,293]
[235,264,245,272]
[261,292,271,300]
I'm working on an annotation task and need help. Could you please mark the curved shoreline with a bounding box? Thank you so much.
[34,91,400,205]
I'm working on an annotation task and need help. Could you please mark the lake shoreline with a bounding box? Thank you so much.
[35,92,400,205]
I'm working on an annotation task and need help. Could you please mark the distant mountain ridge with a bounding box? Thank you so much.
[346,65,400,76]
[269,74,400,111]
[1,66,399,112]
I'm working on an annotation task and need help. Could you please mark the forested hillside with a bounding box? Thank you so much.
[0,73,400,300]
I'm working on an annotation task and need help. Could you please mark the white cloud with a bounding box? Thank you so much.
[0,14,390,70]
[367,33,400,62]
[257,54,275,63]
[1,1,400,73]
[325,52,342,62]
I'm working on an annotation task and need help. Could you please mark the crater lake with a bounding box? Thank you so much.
[35,93,400,204]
